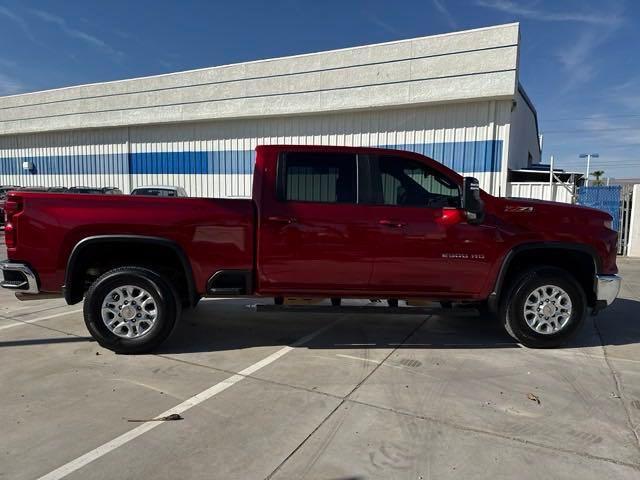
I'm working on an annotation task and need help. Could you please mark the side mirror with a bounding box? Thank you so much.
[462,177,485,224]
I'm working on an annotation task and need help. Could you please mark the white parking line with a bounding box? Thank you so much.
[37,319,340,480]
[335,353,382,365]
[0,309,83,331]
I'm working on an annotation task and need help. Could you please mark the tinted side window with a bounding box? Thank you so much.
[284,152,357,203]
[376,156,460,208]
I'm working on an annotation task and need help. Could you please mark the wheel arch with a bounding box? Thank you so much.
[64,235,196,307]
[489,242,600,311]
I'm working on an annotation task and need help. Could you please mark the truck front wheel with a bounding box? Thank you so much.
[83,266,180,354]
[500,267,587,348]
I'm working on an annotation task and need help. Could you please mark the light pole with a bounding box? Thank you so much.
[579,153,599,187]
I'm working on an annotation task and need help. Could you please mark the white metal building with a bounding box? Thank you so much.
[0,23,540,197]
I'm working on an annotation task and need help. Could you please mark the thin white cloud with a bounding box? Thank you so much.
[475,0,622,26]
[581,117,640,147]
[608,78,640,110]
[477,1,624,91]
[0,72,27,95]
[364,12,401,35]
[0,5,41,45]
[28,8,124,60]
[0,57,17,68]
[554,30,602,89]
[549,117,640,168]
[432,0,458,29]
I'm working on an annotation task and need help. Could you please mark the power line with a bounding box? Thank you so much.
[543,113,640,122]
[559,160,640,163]
[543,126,640,134]
[549,161,640,166]
[557,159,640,164]
[557,163,640,167]
[542,143,640,148]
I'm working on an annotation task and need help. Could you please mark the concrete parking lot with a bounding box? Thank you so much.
[1,238,639,480]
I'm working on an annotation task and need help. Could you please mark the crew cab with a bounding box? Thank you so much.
[1,145,621,353]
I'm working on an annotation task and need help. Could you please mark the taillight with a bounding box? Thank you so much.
[4,196,22,249]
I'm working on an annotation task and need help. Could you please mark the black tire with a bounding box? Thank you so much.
[499,267,587,348]
[477,301,496,320]
[184,295,202,310]
[83,266,181,354]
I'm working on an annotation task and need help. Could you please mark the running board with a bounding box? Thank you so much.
[207,287,244,295]
[253,304,476,316]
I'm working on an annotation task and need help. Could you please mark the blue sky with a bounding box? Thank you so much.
[1,0,639,178]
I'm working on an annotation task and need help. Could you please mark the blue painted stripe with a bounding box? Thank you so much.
[130,151,209,174]
[90,150,254,175]
[383,140,502,173]
[0,140,502,176]
[0,154,128,175]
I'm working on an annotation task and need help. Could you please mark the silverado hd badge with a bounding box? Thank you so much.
[442,253,485,259]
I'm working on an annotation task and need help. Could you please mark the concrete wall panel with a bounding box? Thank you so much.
[0,24,519,135]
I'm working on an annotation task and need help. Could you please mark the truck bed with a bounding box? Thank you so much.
[8,192,255,294]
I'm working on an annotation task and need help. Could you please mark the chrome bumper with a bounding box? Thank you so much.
[0,262,39,294]
[595,274,621,307]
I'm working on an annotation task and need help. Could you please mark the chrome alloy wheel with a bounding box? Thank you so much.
[523,284,573,335]
[101,285,159,339]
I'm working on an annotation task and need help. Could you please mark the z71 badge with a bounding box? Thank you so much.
[505,205,534,213]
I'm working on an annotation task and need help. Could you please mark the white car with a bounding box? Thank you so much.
[130,186,188,197]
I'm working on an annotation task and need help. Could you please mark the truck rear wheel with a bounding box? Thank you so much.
[500,267,587,348]
[83,266,180,354]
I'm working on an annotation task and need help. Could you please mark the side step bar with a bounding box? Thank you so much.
[253,304,476,316]
[208,287,244,295]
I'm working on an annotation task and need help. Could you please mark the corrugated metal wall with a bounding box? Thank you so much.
[0,100,511,197]
[0,128,129,190]
[508,182,573,204]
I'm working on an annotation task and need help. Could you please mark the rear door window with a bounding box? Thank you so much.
[282,152,357,203]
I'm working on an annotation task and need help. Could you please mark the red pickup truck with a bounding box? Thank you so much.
[1,145,621,353]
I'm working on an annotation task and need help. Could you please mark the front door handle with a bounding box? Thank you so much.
[379,219,406,228]
[267,216,297,225]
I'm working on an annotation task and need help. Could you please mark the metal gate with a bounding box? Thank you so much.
[618,185,634,255]
[577,185,634,255]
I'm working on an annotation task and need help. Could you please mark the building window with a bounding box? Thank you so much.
[284,152,357,203]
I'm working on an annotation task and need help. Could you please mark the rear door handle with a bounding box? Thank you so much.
[267,216,297,225]
[379,219,406,228]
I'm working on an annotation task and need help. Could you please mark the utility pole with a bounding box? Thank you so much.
[549,155,554,201]
[579,153,599,187]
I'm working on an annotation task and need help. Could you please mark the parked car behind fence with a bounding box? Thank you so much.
[67,187,123,195]
[131,186,188,197]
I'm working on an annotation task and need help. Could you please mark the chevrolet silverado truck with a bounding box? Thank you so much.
[1,145,621,353]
